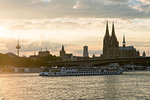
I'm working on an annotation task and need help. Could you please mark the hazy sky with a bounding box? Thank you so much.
[0,0,150,56]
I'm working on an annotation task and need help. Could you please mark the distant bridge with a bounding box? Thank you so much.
[46,57,150,67]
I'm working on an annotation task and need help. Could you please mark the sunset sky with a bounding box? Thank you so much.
[0,0,150,57]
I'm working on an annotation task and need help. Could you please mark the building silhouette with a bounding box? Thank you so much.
[142,51,146,57]
[60,45,73,60]
[83,45,89,58]
[38,49,50,57]
[102,21,140,58]
[30,49,50,60]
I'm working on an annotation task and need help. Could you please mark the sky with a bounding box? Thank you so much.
[0,0,150,57]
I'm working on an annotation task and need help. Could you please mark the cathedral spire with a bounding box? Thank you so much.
[110,22,118,47]
[103,21,111,58]
[112,22,115,37]
[105,21,110,37]
[103,21,110,44]
[123,34,126,47]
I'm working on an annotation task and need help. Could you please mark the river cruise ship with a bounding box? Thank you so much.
[39,66,123,76]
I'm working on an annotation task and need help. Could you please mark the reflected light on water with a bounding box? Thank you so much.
[0,72,150,100]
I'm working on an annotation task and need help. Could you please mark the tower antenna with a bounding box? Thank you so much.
[16,38,21,56]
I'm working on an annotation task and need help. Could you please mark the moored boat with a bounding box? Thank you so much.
[122,64,150,72]
[39,66,123,76]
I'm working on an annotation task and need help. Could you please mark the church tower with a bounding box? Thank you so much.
[123,34,126,47]
[142,51,146,57]
[103,21,111,58]
[60,45,66,59]
[109,22,119,58]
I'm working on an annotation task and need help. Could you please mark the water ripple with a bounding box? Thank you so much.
[0,72,150,100]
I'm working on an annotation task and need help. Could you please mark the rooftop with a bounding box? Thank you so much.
[119,46,135,50]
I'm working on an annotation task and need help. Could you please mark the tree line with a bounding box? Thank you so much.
[0,53,61,67]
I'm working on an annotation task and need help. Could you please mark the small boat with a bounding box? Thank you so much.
[122,64,150,72]
[39,66,123,76]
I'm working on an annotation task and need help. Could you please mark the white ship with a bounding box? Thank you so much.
[39,66,123,76]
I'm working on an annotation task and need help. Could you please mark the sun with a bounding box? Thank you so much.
[0,26,6,32]
[0,26,10,38]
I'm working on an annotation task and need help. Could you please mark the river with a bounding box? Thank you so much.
[0,72,150,100]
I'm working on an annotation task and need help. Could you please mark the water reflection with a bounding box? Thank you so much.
[0,72,150,100]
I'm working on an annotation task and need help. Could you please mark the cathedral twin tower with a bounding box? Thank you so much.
[103,21,119,58]
[102,21,139,58]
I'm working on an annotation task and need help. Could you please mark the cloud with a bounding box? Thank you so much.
[41,0,51,3]
[130,0,150,13]
[138,0,150,4]
[0,0,150,19]
[0,17,150,56]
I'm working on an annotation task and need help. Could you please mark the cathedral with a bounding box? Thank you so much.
[101,21,140,58]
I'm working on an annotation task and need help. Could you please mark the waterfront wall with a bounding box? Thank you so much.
[0,67,41,73]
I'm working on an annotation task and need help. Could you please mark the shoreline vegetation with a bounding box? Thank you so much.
[0,53,61,68]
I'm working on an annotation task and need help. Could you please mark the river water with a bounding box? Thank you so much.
[0,72,150,100]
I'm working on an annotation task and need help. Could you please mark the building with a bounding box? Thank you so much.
[142,51,146,57]
[60,45,73,60]
[30,49,50,59]
[83,45,89,58]
[38,50,50,57]
[102,21,140,58]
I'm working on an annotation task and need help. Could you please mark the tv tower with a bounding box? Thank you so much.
[16,39,21,56]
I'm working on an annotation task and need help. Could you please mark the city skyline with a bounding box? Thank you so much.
[0,0,150,56]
